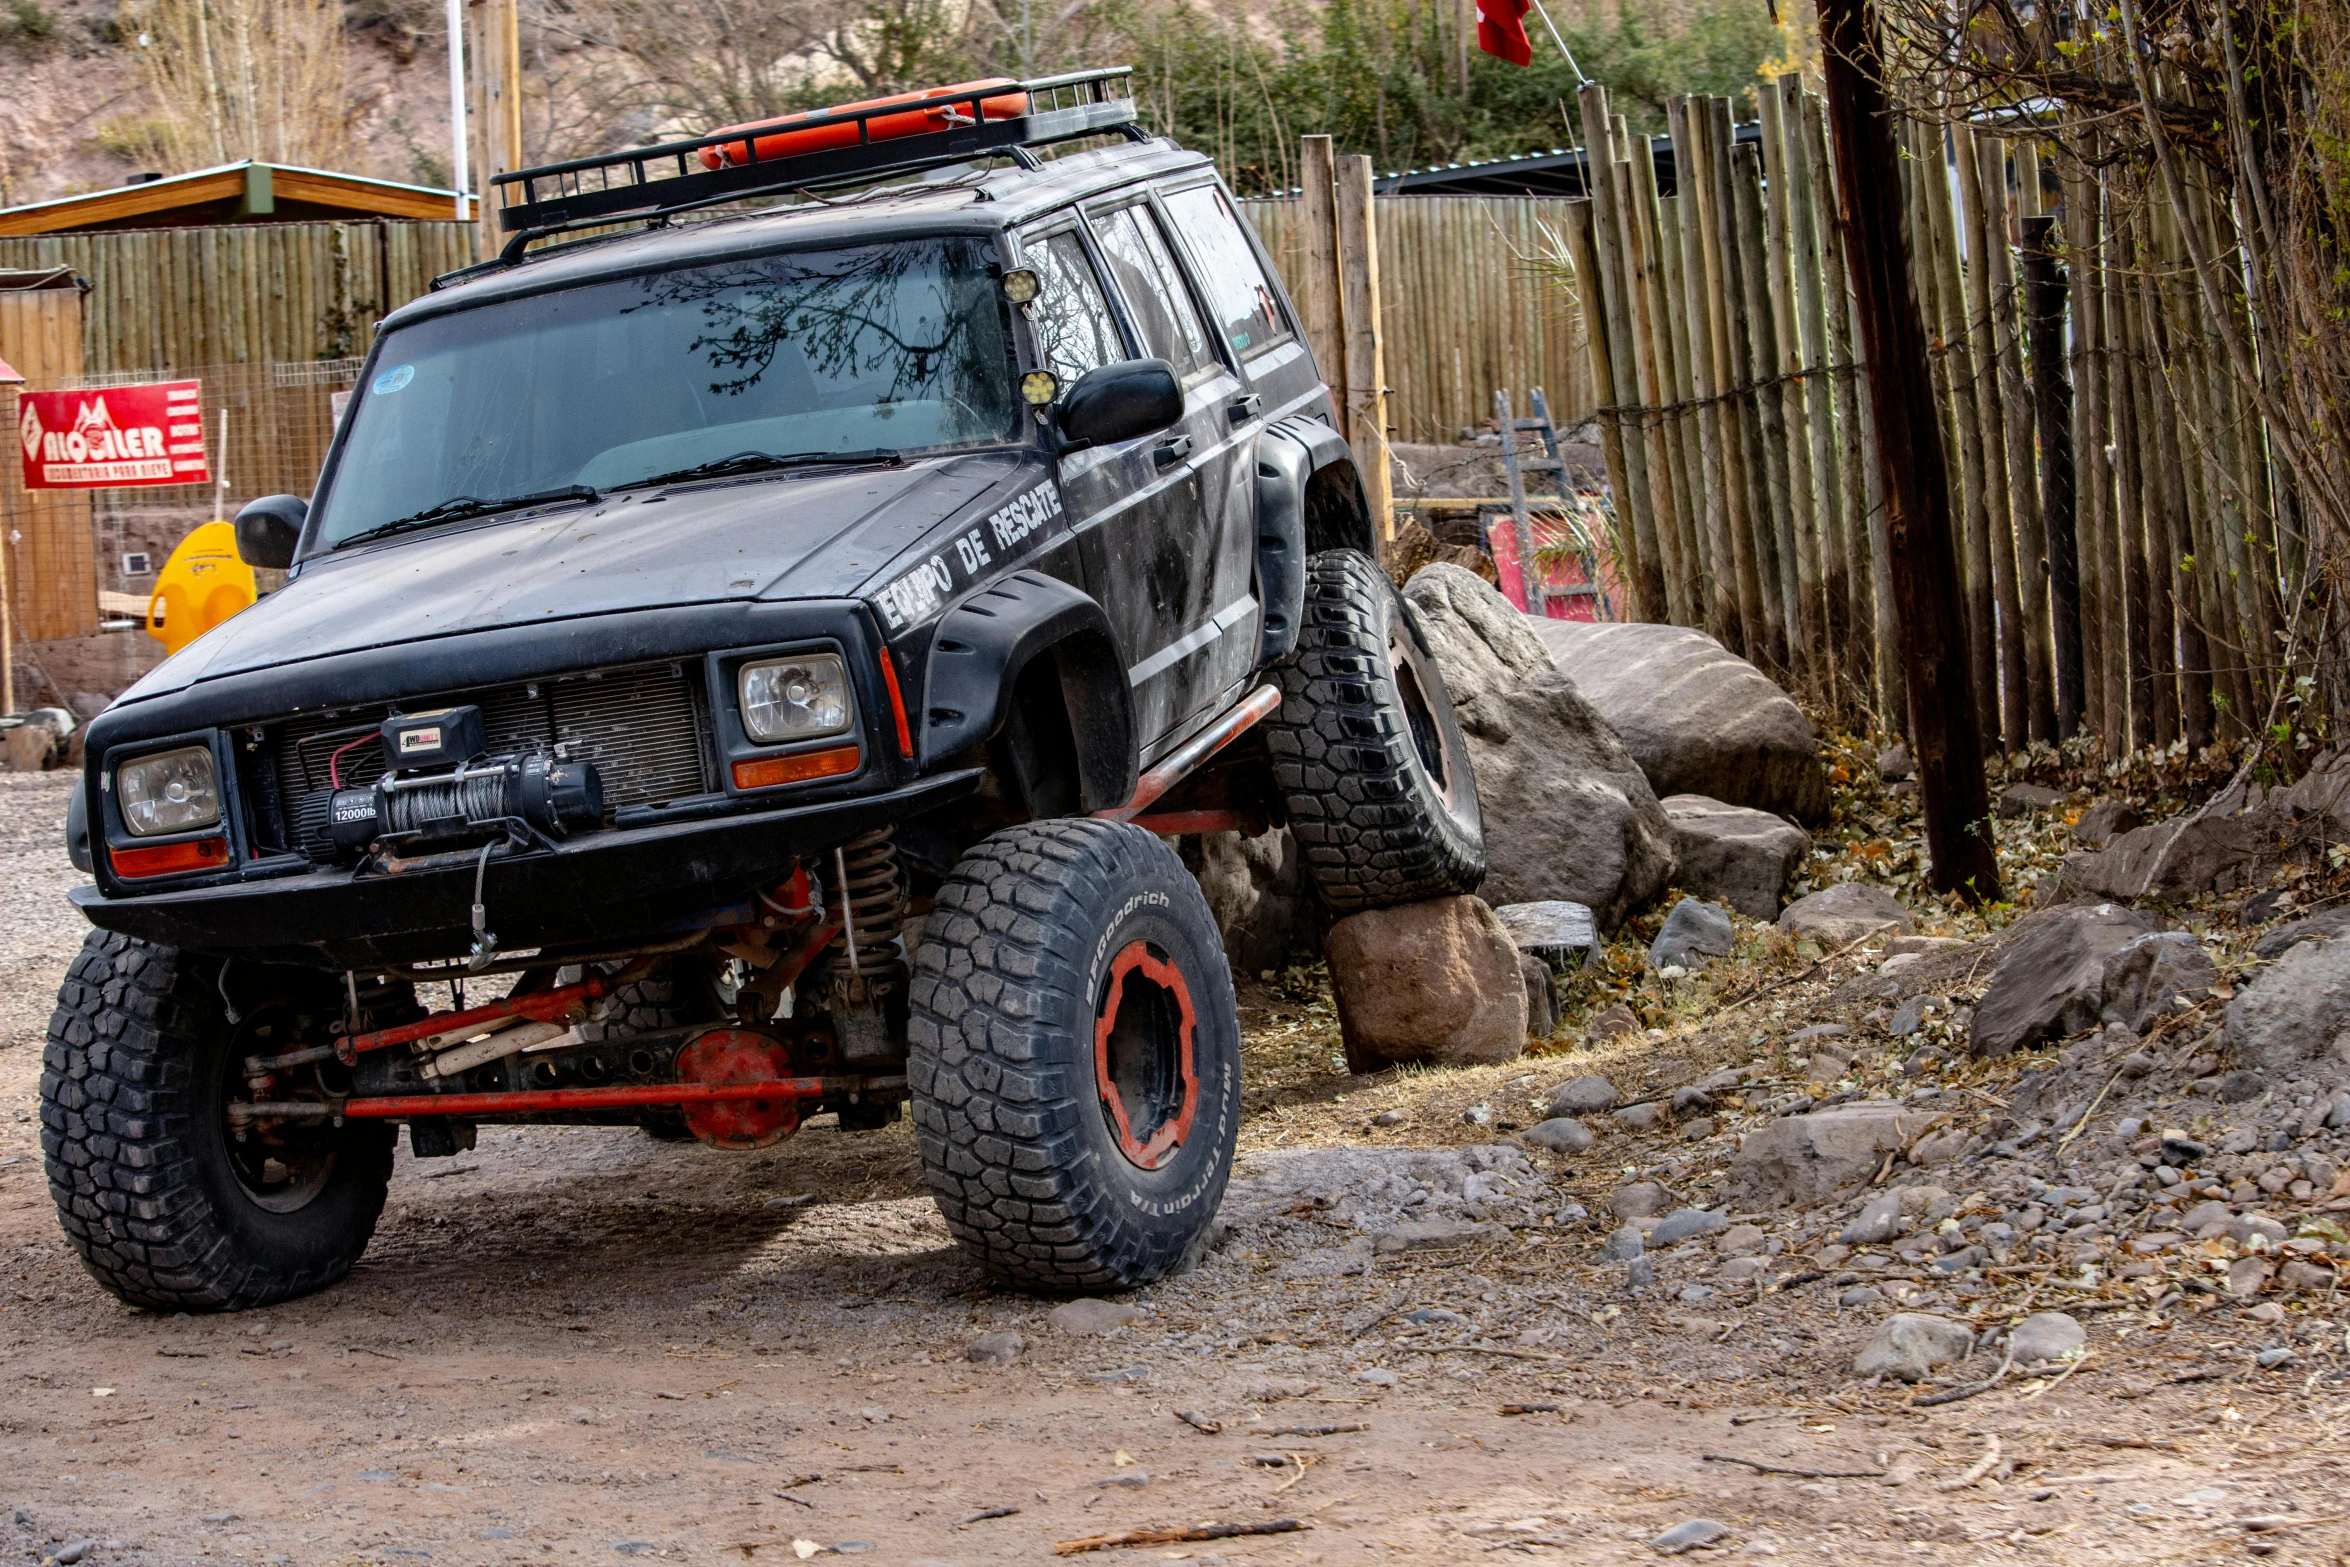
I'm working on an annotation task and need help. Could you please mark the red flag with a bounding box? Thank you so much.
[1478,0,1533,66]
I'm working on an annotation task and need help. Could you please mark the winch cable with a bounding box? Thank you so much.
[467,838,501,972]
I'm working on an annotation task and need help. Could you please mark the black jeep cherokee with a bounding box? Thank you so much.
[45,69,1484,1310]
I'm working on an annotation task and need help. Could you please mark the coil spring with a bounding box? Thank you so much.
[833,827,907,981]
[381,766,508,835]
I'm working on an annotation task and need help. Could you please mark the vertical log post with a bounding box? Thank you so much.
[1299,137,1346,416]
[467,0,521,263]
[1334,155,1394,551]
[1983,137,2057,744]
[1812,0,2000,899]
[2021,212,2084,739]
[1955,124,2028,752]
[1578,86,1665,622]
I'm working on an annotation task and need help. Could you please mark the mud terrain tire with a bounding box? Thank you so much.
[42,931,398,1311]
[575,965,710,1141]
[908,820,1239,1290]
[1265,548,1485,914]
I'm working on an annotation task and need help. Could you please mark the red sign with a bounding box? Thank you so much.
[17,380,208,489]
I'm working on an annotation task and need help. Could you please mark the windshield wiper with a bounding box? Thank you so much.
[620,447,906,491]
[336,485,603,549]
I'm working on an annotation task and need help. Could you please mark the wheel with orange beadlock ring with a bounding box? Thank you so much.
[906,820,1240,1291]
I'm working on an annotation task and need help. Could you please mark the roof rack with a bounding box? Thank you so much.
[492,67,1139,244]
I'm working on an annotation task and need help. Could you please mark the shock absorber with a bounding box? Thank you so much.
[829,827,907,1064]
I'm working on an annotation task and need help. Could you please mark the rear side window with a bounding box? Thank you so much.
[1162,185,1286,358]
[1023,229,1124,385]
[1089,205,1216,381]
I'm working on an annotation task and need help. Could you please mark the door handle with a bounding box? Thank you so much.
[1226,393,1262,424]
[1153,434,1194,468]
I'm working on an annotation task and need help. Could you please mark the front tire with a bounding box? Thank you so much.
[1264,548,1485,914]
[908,821,1240,1291]
[42,932,397,1311]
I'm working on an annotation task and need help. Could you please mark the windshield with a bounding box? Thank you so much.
[312,236,1019,548]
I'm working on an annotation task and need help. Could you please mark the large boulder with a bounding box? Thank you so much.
[1324,895,1528,1070]
[2100,930,2218,1033]
[1778,882,1914,947]
[2057,751,2350,900]
[1662,795,1811,918]
[1726,1103,1921,1208]
[1968,903,2155,1056]
[1525,618,1829,823]
[1181,825,1315,975]
[1404,567,1674,930]
[2226,934,2350,1075]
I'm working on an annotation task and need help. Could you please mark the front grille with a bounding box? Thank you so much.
[267,664,714,859]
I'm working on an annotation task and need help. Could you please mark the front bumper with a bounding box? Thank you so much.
[72,770,981,968]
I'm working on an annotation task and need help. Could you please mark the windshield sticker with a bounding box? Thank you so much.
[871,480,1065,634]
[372,364,415,395]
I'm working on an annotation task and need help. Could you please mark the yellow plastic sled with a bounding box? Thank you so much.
[146,520,256,657]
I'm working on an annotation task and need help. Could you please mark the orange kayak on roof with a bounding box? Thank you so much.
[699,80,1032,171]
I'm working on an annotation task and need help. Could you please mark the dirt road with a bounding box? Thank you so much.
[2,771,2338,1565]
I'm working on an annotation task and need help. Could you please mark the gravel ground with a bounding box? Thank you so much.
[2,768,2343,1565]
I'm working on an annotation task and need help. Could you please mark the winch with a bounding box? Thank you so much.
[327,704,605,856]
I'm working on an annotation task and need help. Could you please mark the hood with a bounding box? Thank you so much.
[119,451,1033,703]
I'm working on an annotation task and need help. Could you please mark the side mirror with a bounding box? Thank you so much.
[1057,358,1182,452]
[234,494,307,570]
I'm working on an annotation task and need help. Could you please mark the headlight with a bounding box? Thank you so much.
[116,745,221,837]
[739,654,851,744]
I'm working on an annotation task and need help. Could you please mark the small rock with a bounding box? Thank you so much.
[1650,1208,1727,1246]
[1778,883,1915,947]
[1371,1109,1407,1127]
[1715,1256,1765,1282]
[1610,1180,1674,1219]
[1680,1116,1717,1141]
[2213,1070,2267,1103]
[1650,897,1738,970]
[1887,997,1932,1037]
[2226,1256,2273,1297]
[2250,905,2350,958]
[2327,1092,2350,1130]
[1841,1192,1903,1245]
[1877,744,1915,782]
[2162,1136,2211,1166]
[1720,1224,1766,1256]
[1356,1368,1397,1386]
[1548,1074,1621,1116]
[966,1331,1025,1365]
[1727,1103,1920,1208]
[1585,1003,1641,1042]
[2279,1260,2336,1293]
[1970,902,2158,1056]
[1049,1299,1143,1336]
[1613,1102,1671,1133]
[1626,1256,1657,1289]
[2007,1312,2086,1366]
[1853,1312,1975,1382]
[1787,1022,1851,1043]
[1374,1218,1490,1254]
[1523,1117,1594,1154]
[1520,953,1557,1039]
[1650,1519,1732,1555]
[1601,1225,1647,1261]
[1839,1285,1884,1308]
[47,1548,92,1567]
[1999,783,2064,818]
[1661,796,1811,918]
[2255,1346,2295,1369]
[1462,1102,1496,1126]
[2073,798,2142,848]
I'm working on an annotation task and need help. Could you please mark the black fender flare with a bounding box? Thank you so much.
[1270,415,1376,558]
[917,570,1137,814]
[1252,427,1312,665]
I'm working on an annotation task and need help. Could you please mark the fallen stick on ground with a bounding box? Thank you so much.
[1176,1410,1223,1434]
[1937,1435,2003,1492]
[1261,1422,1367,1436]
[958,1506,1019,1526]
[1702,1454,1887,1479]
[1499,1403,1562,1416]
[1913,1356,2014,1408]
[1053,1519,1310,1554]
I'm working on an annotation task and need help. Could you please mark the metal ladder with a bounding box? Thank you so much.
[1493,388,1607,619]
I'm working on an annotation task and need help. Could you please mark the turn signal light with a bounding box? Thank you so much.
[731,744,860,791]
[110,834,230,878]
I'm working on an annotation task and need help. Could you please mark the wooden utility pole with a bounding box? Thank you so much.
[467,0,521,262]
[1811,0,2001,900]
[1334,155,1394,548]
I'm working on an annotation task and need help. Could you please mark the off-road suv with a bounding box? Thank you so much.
[44,69,1483,1311]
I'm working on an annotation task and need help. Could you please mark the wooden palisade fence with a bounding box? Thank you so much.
[1572,78,2302,755]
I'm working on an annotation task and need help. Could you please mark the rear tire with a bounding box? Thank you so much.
[1264,548,1485,914]
[42,931,397,1312]
[908,820,1239,1291]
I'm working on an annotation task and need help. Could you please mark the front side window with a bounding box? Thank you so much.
[1021,228,1124,385]
[1089,205,1216,381]
[314,236,1017,549]
[1162,185,1286,358]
